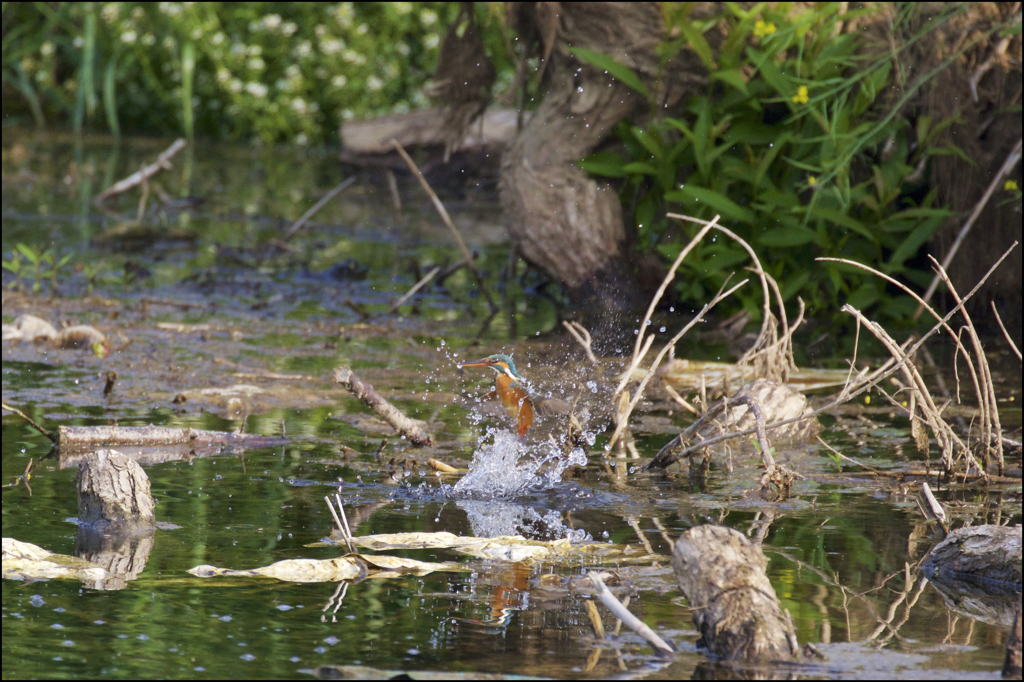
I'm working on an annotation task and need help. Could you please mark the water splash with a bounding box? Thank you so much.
[451,428,589,499]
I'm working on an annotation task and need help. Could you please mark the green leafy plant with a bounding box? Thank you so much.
[3,244,71,293]
[2,250,24,290]
[78,261,106,295]
[577,4,984,323]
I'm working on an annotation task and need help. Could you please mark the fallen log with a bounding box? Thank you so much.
[922,524,1022,588]
[922,524,1022,628]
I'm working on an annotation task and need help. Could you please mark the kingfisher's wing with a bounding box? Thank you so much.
[532,396,571,417]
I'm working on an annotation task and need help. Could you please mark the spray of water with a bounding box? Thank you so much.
[451,428,588,498]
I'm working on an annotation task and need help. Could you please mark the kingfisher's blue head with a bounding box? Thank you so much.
[459,353,521,380]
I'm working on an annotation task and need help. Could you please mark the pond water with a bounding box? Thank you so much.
[2,129,1021,679]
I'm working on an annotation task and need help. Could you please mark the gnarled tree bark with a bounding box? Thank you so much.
[501,2,710,307]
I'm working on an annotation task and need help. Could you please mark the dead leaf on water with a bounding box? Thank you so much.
[188,552,465,583]
[311,531,668,567]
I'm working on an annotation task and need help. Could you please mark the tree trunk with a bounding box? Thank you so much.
[501,2,707,307]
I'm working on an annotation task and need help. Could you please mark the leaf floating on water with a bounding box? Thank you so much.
[188,552,466,583]
[310,532,667,567]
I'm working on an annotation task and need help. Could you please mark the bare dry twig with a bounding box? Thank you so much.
[586,571,675,656]
[607,278,748,451]
[93,138,187,204]
[283,176,357,241]
[562,321,599,364]
[647,241,1018,469]
[992,301,1022,362]
[387,266,441,315]
[667,213,781,378]
[333,366,434,446]
[2,402,55,443]
[915,137,1022,316]
[391,139,498,312]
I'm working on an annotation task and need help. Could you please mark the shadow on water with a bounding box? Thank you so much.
[2,129,1021,679]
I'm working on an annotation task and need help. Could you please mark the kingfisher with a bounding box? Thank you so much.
[459,354,570,436]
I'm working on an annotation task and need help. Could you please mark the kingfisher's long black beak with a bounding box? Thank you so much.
[459,357,498,369]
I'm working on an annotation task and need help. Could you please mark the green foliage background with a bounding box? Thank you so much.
[4,3,1019,322]
[578,3,1017,323]
[2,2,515,143]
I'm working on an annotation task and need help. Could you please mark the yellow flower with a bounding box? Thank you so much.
[808,176,817,186]
[792,85,809,104]
[1005,180,1019,191]
[754,20,777,37]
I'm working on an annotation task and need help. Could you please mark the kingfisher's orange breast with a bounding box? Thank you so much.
[494,373,535,436]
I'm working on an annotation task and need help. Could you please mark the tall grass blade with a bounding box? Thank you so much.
[181,40,195,141]
[103,52,120,140]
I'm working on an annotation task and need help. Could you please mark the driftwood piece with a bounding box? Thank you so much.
[922,524,1022,588]
[648,379,818,470]
[189,553,464,583]
[333,366,433,446]
[3,314,108,352]
[76,449,156,534]
[919,525,1022,628]
[672,525,799,663]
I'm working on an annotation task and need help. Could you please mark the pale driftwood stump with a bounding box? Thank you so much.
[648,379,819,470]
[672,525,799,663]
[76,449,156,534]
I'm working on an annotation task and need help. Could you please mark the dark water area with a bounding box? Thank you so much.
[2,129,1021,679]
